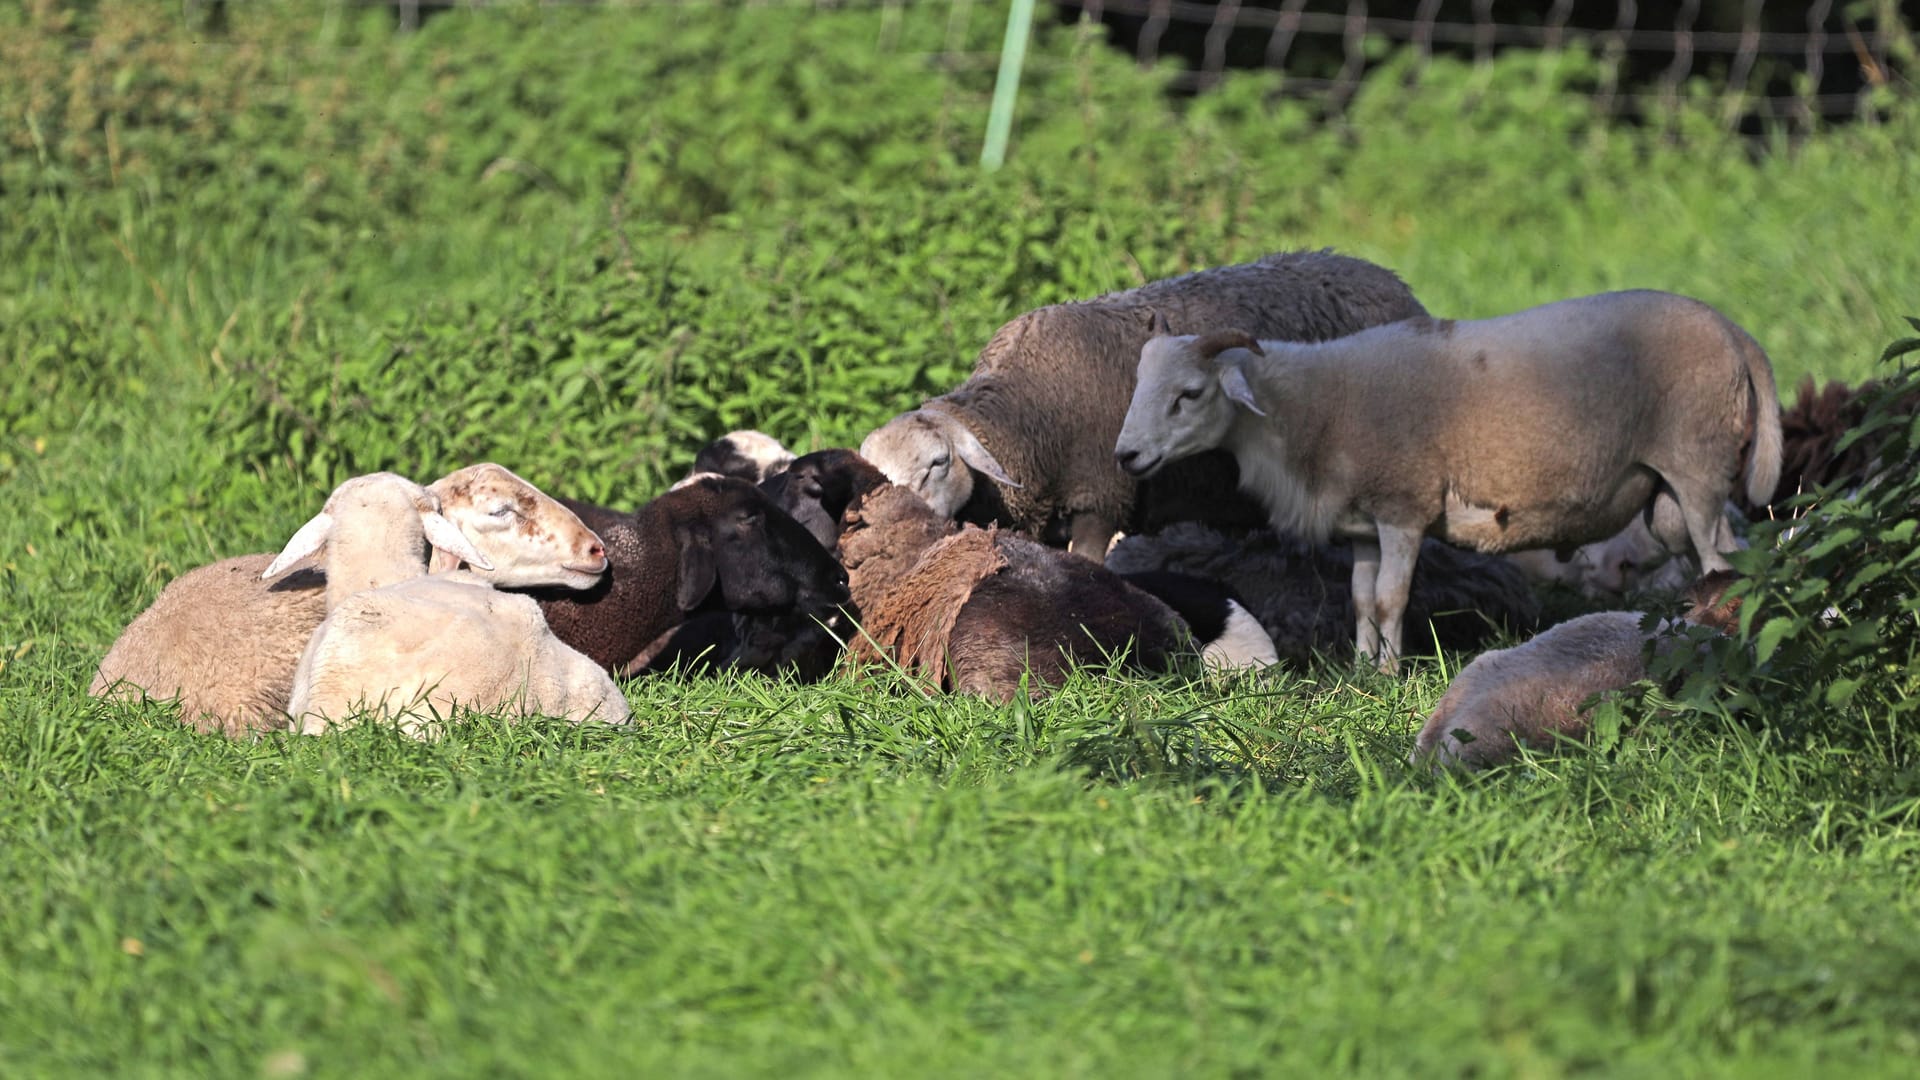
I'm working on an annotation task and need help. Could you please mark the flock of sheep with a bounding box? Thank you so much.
[93,248,1870,769]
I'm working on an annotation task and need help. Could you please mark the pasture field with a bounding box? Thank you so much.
[4,3,1920,1075]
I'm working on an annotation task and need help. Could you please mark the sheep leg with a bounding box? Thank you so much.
[1067,513,1117,563]
[1370,524,1423,675]
[1350,538,1382,664]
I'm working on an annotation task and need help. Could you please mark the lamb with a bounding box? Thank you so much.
[859,250,1428,559]
[1505,502,1745,600]
[1114,290,1783,672]
[836,476,1276,701]
[1106,521,1538,665]
[1410,572,1743,771]
[89,464,608,736]
[524,475,851,675]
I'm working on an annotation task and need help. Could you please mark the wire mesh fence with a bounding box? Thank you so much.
[163,0,1920,131]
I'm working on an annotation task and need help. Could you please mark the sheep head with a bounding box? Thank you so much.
[760,449,892,552]
[689,429,796,485]
[1114,330,1266,479]
[659,476,850,618]
[264,472,492,580]
[427,463,608,590]
[858,408,1018,520]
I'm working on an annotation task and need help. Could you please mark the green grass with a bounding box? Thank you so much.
[5,2,1920,1075]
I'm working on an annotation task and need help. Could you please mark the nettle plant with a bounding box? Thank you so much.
[1651,318,1920,742]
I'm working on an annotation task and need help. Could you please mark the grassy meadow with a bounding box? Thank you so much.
[4,2,1920,1075]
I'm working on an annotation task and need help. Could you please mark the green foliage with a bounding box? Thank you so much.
[6,2,1920,1073]
[1653,321,1920,768]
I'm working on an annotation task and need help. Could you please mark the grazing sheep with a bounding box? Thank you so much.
[526,475,850,675]
[837,481,1267,701]
[1411,572,1743,771]
[1114,290,1783,671]
[685,430,796,486]
[859,250,1428,559]
[1106,522,1538,664]
[89,465,607,736]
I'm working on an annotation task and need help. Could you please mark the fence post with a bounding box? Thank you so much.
[980,0,1037,170]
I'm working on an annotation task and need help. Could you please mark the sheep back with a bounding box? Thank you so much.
[293,576,628,734]
[945,535,1189,701]
[529,497,686,671]
[845,526,1009,689]
[948,250,1428,538]
[90,553,325,735]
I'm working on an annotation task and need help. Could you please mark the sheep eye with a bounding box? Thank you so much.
[929,455,950,470]
[489,504,516,519]
[1178,387,1203,401]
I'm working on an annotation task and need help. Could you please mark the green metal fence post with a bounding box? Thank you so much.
[980,0,1037,170]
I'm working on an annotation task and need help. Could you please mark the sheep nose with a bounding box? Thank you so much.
[586,541,606,561]
[1114,449,1139,469]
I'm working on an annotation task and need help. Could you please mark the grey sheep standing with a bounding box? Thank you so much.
[859,250,1428,559]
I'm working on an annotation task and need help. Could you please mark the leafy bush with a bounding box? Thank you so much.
[1653,321,1920,757]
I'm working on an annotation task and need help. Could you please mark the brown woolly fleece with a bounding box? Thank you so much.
[845,527,1008,689]
[838,483,1191,701]
[915,250,1427,547]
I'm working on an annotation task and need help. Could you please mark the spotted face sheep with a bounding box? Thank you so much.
[89,465,607,736]
[528,475,850,674]
[1115,290,1783,672]
[859,249,1429,559]
[1411,572,1743,771]
[687,429,797,485]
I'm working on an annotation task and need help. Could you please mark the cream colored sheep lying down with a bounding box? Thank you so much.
[90,464,609,736]
[1411,571,1742,771]
[289,572,630,738]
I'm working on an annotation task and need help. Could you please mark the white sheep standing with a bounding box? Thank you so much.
[276,482,630,737]
[90,464,609,736]
[1113,290,1782,672]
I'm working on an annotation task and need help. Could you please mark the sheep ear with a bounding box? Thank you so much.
[951,423,1022,490]
[1145,308,1174,337]
[1218,364,1267,417]
[420,511,494,572]
[263,512,334,579]
[675,530,718,612]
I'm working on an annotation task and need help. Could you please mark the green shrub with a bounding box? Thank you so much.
[1652,320,1920,759]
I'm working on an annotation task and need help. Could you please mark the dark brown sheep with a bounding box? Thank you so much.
[526,476,848,674]
[838,484,1201,701]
